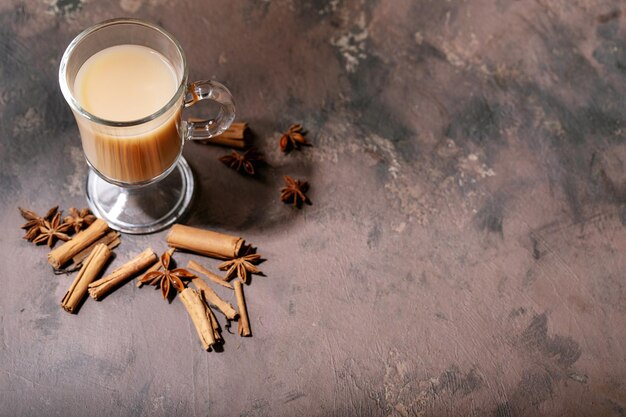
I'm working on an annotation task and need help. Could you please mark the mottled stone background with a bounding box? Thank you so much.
[1,0,626,416]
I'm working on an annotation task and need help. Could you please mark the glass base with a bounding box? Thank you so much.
[86,157,194,234]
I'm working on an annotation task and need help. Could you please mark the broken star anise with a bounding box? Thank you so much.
[19,206,58,241]
[218,148,263,175]
[64,207,97,234]
[140,250,195,300]
[279,124,311,153]
[218,251,262,284]
[280,176,312,208]
[33,212,72,247]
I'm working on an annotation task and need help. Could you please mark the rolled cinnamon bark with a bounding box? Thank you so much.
[48,218,109,269]
[198,122,248,148]
[136,248,174,288]
[207,304,222,342]
[179,287,217,351]
[58,230,120,273]
[218,122,247,139]
[234,280,251,337]
[190,276,237,320]
[88,248,157,300]
[71,230,120,265]
[206,137,247,148]
[135,260,160,288]
[61,244,111,313]
[187,260,233,290]
[166,224,244,259]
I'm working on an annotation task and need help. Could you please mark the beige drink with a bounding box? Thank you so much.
[73,44,182,183]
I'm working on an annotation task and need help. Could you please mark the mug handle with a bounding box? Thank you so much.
[184,80,236,140]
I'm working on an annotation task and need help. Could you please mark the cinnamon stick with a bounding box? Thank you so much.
[61,244,111,313]
[198,122,248,148]
[206,136,247,148]
[191,276,237,320]
[234,280,251,337]
[187,260,233,289]
[198,290,223,343]
[179,287,217,351]
[48,218,109,269]
[136,248,174,288]
[166,224,244,259]
[88,248,157,300]
[71,230,120,266]
[218,122,247,139]
[204,299,222,343]
[58,230,121,273]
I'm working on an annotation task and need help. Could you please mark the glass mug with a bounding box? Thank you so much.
[59,18,235,234]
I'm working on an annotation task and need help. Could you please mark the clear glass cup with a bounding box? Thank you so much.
[59,18,235,234]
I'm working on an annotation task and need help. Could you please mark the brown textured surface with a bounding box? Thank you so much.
[1,0,626,416]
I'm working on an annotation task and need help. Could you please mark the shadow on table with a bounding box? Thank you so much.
[180,125,316,233]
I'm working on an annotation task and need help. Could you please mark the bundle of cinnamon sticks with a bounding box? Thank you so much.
[49,219,259,351]
[166,224,256,343]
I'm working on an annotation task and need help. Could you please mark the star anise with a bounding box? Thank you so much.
[280,176,312,208]
[218,252,262,284]
[64,207,97,234]
[19,206,58,241]
[140,250,195,300]
[218,148,263,175]
[32,212,72,247]
[279,124,311,152]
